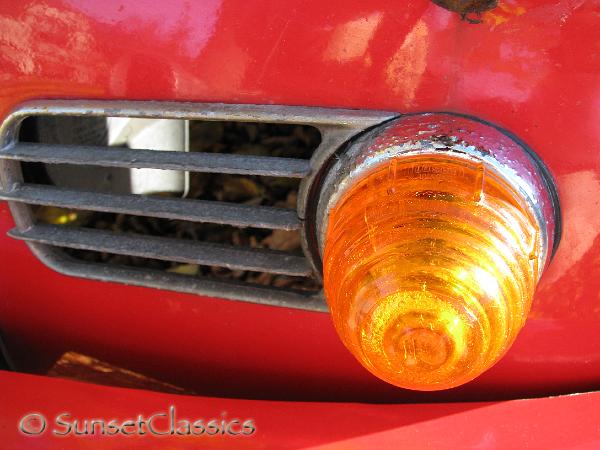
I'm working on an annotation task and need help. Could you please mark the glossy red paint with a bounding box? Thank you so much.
[1,371,600,449]
[1,0,600,402]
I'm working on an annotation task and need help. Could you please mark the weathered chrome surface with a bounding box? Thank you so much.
[9,224,313,276]
[0,183,302,230]
[309,113,560,280]
[1,142,312,178]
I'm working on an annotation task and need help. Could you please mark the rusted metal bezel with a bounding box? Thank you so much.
[302,113,561,279]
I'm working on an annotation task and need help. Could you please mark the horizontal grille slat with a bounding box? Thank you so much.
[9,224,312,276]
[0,143,311,178]
[0,184,300,230]
[63,259,328,312]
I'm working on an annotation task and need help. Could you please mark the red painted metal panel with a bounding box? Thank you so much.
[1,0,599,401]
[1,371,600,449]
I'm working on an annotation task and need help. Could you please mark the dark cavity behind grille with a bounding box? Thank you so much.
[13,116,321,292]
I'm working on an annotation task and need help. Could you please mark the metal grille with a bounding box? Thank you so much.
[0,101,395,311]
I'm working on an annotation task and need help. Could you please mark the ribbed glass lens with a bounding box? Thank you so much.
[323,153,541,391]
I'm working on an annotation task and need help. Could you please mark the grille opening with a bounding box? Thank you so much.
[64,248,320,292]
[21,161,302,207]
[17,116,321,292]
[19,116,321,156]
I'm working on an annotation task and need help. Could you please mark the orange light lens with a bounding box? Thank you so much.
[323,154,542,391]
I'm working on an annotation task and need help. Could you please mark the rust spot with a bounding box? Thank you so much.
[430,0,498,23]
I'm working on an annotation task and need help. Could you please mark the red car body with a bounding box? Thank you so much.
[1,0,600,447]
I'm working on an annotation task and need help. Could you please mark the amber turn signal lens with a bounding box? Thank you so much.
[321,116,554,391]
